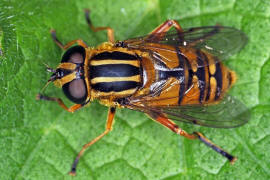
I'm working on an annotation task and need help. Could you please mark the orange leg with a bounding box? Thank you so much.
[147,20,221,47]
[150,20,183,34]
[147,111,237,163]
[147,20,184,41]
[36,94,84,112]
[69,107,116,176]
[84,9,115,43]
[50,30,88,50]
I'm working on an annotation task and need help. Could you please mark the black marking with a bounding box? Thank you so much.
[110,107,116,113]
[158,70,184,80]
[221,150,235,162]
[90,64,140,78]
[92,81,139,92]
[175,47,186,105]
[91,51,137,60]
[196,50,206,103]
[204,54,211,102]
[214,59,223,100]
[196,132,235,162]
[115,41,127,48]
[116,98,129,105]
[70,158,78,173]
[50,68,72,82]
[185,59,193,90]
[228,72,233,87]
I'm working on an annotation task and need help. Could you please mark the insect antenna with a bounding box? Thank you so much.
[36,63,56,100]
[43,62,56,73]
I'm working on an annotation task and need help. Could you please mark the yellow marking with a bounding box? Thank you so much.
[90,60,140,67]
[192,75,198,84]
[91,75,141,84]
[207,55,216,75]
[96,42,115,51]
[191,61,198,72]
[94,88,137,97]
[57,63,77,70]
[53,72,76,88]
[209,64,216,75]
[209,76,217,101]
[229,71,237,86]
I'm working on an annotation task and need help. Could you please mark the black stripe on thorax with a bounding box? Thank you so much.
[214,57,222,100]
[196,50,206,103]
[91,51,137,60]
[92,81,139,92]
[90,64,140,79]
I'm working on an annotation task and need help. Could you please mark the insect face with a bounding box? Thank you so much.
[51,45,89,104]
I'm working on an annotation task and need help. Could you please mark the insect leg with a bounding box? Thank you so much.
[147,111,237,163]
[151,20,183,34]
[84,9,115,43]
[69,107,116,176]
[194,132,237,163]
[147,20,183,41]
[36,94,84,112]
[50,30,88,50]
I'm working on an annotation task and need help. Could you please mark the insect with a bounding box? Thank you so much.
[37,9,250,176]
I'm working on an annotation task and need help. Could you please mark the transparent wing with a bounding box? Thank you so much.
[120,26,248,61]
[126,95,250,128]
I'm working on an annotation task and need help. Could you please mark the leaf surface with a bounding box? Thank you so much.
[0,0,270,179]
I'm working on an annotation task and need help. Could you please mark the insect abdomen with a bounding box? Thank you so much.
[138,45,236,107]
[180,48,236,105]
[89,51,142,97]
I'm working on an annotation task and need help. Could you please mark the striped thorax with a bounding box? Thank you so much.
[87,43,142,100]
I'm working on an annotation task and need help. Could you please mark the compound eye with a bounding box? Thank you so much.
[62,79,87,104]
[61,46,85,63]
[69,52,84,63]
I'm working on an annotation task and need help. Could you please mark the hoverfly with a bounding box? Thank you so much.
[37,9,250,176]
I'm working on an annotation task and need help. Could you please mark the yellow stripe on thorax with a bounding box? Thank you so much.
[93,88,138,98]
[91,75,141,84]
[90,59,140,67]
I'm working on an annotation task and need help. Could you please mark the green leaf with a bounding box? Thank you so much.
[1,0,270,179]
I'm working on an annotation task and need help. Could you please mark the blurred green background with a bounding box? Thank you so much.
[0,0,270,179]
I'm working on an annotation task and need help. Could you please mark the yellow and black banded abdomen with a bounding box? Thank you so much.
[89,51,142,98]
[181,48,236,105]
[139,46,236,107]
